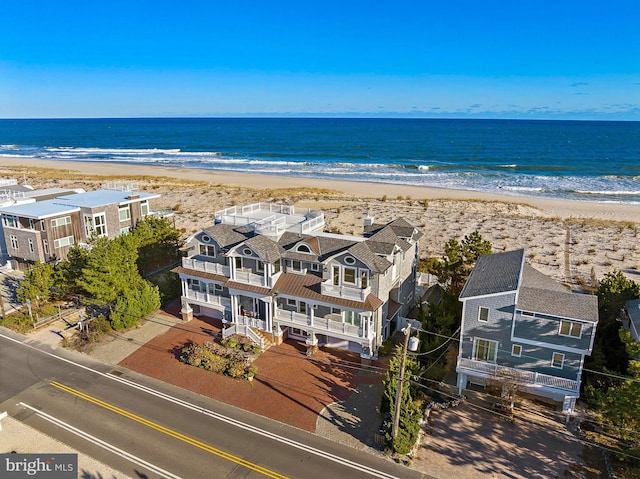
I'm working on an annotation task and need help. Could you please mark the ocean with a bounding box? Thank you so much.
[0,118,639,204]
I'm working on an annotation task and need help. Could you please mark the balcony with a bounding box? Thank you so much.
[182,257,230,277]
[185,290,231,309]
[234,269,269,287]
[321,282,371,302]
[274,309,367,339]
[456,357,579,393]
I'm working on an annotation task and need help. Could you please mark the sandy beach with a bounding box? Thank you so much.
[1,156,639,285]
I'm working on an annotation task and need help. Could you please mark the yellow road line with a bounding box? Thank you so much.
[50,381,289,479]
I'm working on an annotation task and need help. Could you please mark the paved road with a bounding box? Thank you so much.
[0,332,429,479]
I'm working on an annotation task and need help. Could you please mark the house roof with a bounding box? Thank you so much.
[517,286,598,323]
[202,224,252,249]
[459,249,525,299]
[242,235,284,263]
[171,266,228,283]
[347,241,392,273]
[0,198,80,219]
[53,189,160,208]
[273,273,384,311]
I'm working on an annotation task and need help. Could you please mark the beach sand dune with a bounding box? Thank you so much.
[2,157,639,285]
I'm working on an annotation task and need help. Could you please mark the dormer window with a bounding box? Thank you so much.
[243,248,253,256]
[344,256,356,265]
[201,234,211,243]
[297,244,312,253]
[199,244,215,257]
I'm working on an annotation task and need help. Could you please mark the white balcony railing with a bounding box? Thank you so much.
[185,290,231,309]
[274,309,365,338]
[182,257,230,276]
[457,357,579,393]
[321,282,371,302]
[233,270,268,287]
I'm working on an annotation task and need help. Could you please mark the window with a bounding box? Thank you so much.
[29,219,35,230]
[51,216,71,228]
[473,338,498,363]
[478,307,489,322]
[189,279,201,291]
[559,320,582,338]
[119,206,131,222]
[332,266,340,285]
[243,248,253,256]
[43,240,49,255]
[214,283,223,291]
[343,267,356,284]
[291,260,302,272]
[84,213,107,238]
[344,310,361,326]
[141,201,149,216]
[9,235,18,250]
[361,270,369,289]
[332,307,341,314]
[344,256,356,265]
[235,257,243,269]
[310,263,320,272]
[120,227,130,235]
[40,220,45,231]
[199,244,215,257]
[551,352,565,369]
[257,261,264,272]
[511,344,522,357]
[28,238,34,253]
[287,298,297,306]
[297,244,311,253]
[299,302,307,314]
[273,260,281,273]
[53,236,74,249]
[3,215,19,228]
[201,235,211,243]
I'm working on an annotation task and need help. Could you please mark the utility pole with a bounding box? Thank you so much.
[392,324,411,439]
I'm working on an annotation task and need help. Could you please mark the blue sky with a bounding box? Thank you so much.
[1,1,639,119]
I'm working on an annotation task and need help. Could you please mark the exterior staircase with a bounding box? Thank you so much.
[254,329,274,352]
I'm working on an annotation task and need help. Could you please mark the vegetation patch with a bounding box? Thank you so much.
[180,341,257,380]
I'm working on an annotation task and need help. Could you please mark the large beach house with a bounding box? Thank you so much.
[0,183,160,270]
[456,249,598,413]
[173,202,422,360]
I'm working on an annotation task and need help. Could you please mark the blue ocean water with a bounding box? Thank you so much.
[0,118,639,203]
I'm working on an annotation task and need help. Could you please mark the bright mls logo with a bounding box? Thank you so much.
[1,454,77,478]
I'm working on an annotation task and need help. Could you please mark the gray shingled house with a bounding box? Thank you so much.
[173,203,422,361]
[456,249,598,413]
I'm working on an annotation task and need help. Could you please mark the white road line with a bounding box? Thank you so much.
[2,333,402,479]
[18,402,182,479]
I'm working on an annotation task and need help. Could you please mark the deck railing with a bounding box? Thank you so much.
[184,290,230,309]
[457,357,579,392]
[321,282,371,302]
[182,257,230,276]
[274,309,364,338]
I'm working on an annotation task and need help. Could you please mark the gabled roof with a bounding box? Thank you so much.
[367,225,412,252]
[202,224,252,249]
[365,217,423,242]
[347,241,392,273]
[241,235,283,263]
[459,249,525,299]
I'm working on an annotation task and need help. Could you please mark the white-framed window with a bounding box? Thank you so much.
[243,247,253,256]
[343,267,356,284]
[28,238,34,253]
[43,239,49,254]
[332,265,340,285]
[478,306,489,322]
[84,213,107,238]
[287,298,297,306]
[290,260,302,272]
[511,344,522,357]
[51,216,71,228]
[344,256,356,265]
[201,235,211,243]
[141,201,149,216]
[559,320,582,338]
[310,263,320,272]
[9,235,18,250]
[3,215,19,228]
[344,310,361,326]
[119,206,131,222]
[297,244,311,253]
[273,260,281,273]
[473,338,498,363]
[551,352,565,369]
[214,283,223,291]
[199,244,215,257]
[54,236,74,249]
[189,279,201,291]
[120,227,130,235]
[361,270,369,289]
[235,257,243,269]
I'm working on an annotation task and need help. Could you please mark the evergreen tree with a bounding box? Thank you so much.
[53,245,90,298]
[16,261,55,309]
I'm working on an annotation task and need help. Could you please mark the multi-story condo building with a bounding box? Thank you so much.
[173,202,422,360]
[0,184,160,270]
[456,249,598,413]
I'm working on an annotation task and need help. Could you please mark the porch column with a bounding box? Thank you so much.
[229,295,238,325]
[180,299,193,322]
[457,372,467,396]
[309,303,314,326]
[306,332,319,356]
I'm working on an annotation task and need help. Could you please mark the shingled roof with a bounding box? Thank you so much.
[459,249,525,299]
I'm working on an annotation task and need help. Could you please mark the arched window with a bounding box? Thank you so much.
[297,244,311,253]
